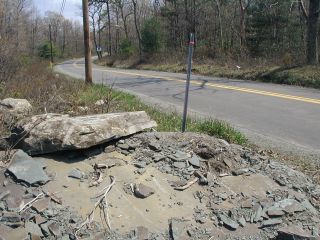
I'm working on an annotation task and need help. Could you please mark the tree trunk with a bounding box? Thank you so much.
[306,0,320,64]
[132,0,142,56]
[239,0,246,46]
[106,0,112,56]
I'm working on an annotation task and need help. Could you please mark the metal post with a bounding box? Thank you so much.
[82,0,93,84]
[182,33,195,132]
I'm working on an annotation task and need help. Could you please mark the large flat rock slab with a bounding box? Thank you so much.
[12,112,157,155]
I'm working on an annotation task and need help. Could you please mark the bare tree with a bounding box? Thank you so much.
[300,0,320,64]
[131,0,142,55]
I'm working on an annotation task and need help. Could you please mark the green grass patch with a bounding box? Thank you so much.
[75,84,247,145]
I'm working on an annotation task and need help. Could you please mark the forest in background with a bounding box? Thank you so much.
[88,0,320,66]
[1,0,320,88]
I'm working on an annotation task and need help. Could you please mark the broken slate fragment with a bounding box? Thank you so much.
[25,221,43,237]
[32,198,51,213]
[153,154,165,162]
[170,219,187,240]
[168,180,188,188]
[232,168,249,176]
[68,168,84,179]
[134,183,155,199]
[300,199,318,215]
[169,151,190,162]
[148,142,161,152]
[266,208,285,217]
[238,217,246,227]
[118,143,130,150]
[0,212,21,223]
[277,225,316,240]
[261,218,282,228]
[7,150,49,185]
[219,214,239,230]
[173,161,186,169]
[48,222,61,237]
[134,162,147,169]
[0,224,28,240]
[188,155,201,168]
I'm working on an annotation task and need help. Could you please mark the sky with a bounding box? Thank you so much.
[33,0,82,22]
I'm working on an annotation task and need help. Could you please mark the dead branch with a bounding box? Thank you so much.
[299,0,308,19]
[19,192,44,213]
[75,176,116,238]
[43,190,63,205]
[174,177,198,191]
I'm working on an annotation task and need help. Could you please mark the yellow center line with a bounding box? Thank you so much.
[72,60,320,105]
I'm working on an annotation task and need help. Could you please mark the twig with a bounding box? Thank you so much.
[174,178,198,191]
[19,192,44,213]
[75,176,116,239]
[43,190,62,205]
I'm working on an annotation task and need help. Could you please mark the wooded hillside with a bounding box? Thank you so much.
[88,0,320,66]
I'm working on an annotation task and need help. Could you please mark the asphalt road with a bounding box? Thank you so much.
[56,59,320,157]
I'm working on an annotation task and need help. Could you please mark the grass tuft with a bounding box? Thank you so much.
[74,85,247,145]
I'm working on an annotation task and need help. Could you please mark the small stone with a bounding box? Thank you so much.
[168,180,188,188]
[148,142,161,152]
[104,145,116,153]
[153,154,165,162]
[238,217,246,227]
[68,169,84,179]
[261,218,282,228]
[169,151,190,162]
[34,215,47,225]
[253,204,263,222]
[266,208,285,217]
[137,169,146,175]
[48,222,61,237]
[134,183,155,199]
[173,162,186,169]
[20,211,34,221]
[135,162,147,169]
[188,156,200,168]
[232,168,249,176]
[170,219,187,240]
[0,212,21,222]
[0,202,5,210]
[40,223,50,237]
[219,192,228,201]
[300,199,318,215]
[32,198,51,213]
[117,143,130,150]
[136,226,149,240]
[219,214,239,230]
[25,221,43,237]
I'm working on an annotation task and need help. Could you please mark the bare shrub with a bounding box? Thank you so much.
[0,39,21,85]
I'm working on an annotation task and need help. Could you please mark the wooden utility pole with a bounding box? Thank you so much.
[49,24,54,64]
[82,0,93,84]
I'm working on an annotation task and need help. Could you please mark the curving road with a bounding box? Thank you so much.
[56,59,320,159]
